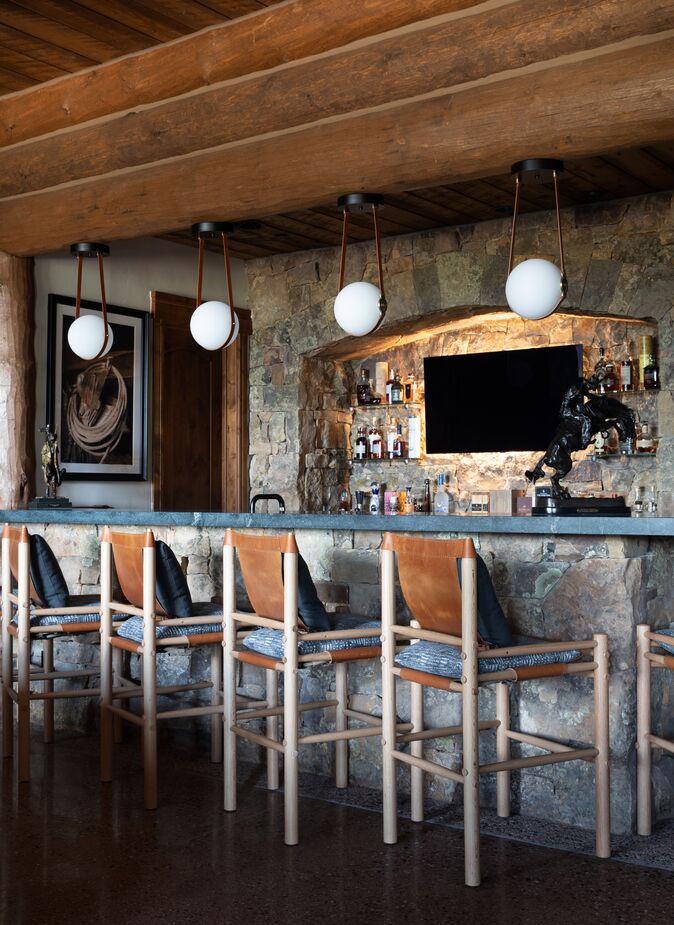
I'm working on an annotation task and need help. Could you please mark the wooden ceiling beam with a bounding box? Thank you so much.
[2,0,673,198]
[1,33,672,257]
[0,0,483,146]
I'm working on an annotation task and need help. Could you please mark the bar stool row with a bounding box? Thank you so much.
[1,523,672,886]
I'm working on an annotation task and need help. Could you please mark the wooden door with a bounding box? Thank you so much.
[151,292,251,512]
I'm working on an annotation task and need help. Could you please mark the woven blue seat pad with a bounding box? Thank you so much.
[117,603,223,643]
[11,609,100,628]
[395,635,582,678]
[655,628,674,656]
[243,614,381,660]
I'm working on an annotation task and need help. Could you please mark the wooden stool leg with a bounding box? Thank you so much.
[410,680,424,822]
[42,638,55,744]
[283,658,299,845]
[594,633,611,857]
[112,646,124,744]
[142,545,158,810]
[17,620,31,782]
[335,661,348,789]
[99,539,113,783]
[496,682,511,818]
[2,612,14,759]
[223,542,237,812]
[636,624,652,837]
[210,645,223,764]
[266,669,279,790]
[461,555,480,887]
[381,546,398,845]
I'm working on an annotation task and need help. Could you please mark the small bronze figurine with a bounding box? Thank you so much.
[40,425,66,499]
[526,371,636,499]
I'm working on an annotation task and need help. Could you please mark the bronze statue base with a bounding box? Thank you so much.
[29,497,72,509]
[532,496,630,517]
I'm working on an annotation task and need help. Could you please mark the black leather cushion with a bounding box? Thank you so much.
[281,552,330,630]
[155,540,193,617]
[29,534,69,608]
[458,554,513,647]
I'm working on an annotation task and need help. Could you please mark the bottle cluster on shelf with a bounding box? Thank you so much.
[594,335,659,393]
[347,474,455,515]
[356,366,423,406]
[353,415,422,462]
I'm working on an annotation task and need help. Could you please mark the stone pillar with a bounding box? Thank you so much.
[0,252,35,507]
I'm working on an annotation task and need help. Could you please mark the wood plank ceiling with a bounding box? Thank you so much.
[0,1,282,93]
[0,2,672,260]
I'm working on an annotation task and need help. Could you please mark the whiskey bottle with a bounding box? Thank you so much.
[386,420,398,460]
[391,372,404,404]
[385,369,396,404]
[423,478,431,514]
[354,425,368,461]
[368,418,383,460]
[594,347,608,394]
[620,354,634,392]
[644,354,660,390]
[404,372,416,402]
[393,423,405,458]
[604,350,619,392]
[403,487,414,515]
[636,422,656,454]
[356,367,374,405]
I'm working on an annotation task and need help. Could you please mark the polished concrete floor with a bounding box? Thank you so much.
[1,732,672,925]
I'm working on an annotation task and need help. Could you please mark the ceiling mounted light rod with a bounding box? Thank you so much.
[505,158,568,321]
[334,192,387,337]
[68,242,113,360]
[191,221,240,351]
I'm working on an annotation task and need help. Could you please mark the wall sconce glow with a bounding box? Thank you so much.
[190,221,239,351]
[505,258,564,321]
[68,242,113,360]
[334,280,383,336]
[68,314,114,360]
[505,159,567,321]
[334,193,387,337]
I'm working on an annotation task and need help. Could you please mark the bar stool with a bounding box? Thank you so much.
[1,524,103,781]
[99,527,262,809]
[380,533,610,887]
[636,624,674,835]
[223,529,385,844]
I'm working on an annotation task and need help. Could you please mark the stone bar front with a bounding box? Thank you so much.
[5,507,674,835]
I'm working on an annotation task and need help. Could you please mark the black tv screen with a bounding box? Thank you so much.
[423,344,583,453]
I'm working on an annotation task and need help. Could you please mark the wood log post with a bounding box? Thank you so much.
[0,253,34,507]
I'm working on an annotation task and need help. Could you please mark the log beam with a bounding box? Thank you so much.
[0,34,672,256]
[0,253,35,506]
[2,0,672,199]
[0,0,483,147]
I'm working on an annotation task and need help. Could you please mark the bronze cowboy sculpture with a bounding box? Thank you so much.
[30,425,71,508]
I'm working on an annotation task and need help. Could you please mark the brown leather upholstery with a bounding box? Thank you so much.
[181,631,222,647]
[513,663,568,680]
[401,657,572,688]
[236,649,279,670]
[110,636,142,654]
[399,667,454,691]
[225,529,298,622]
[104,528,165,614]
[328,646,381,663]
[2,524,43,605]
[661,653,674,670]
[382,533,475,636]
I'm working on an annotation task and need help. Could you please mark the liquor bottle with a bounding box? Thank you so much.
[593,430,608,457]
[356,367,374,405]
[620,354,634,392]
[393,423,405,459]
[404,372,416,402]
[408,416,422,458]
[636,422,656,454]
[647,484,658,516]
[433,474,450,514]
[423,478,431,514]
[370,481,380,514]
[386,420,398,459]
[391,372,404,404]
[354,426,368,461]
[644,354,659,390]
[594,347,608,394]
[385,369,396,404]
[403,487,414,515]
[639,335,654,389]
[368,418,383,460]
[604,350,619,392]
[632,486,644,516]
[338,488,350,513]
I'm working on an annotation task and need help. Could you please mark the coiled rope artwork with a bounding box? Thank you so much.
[66,359,128,463]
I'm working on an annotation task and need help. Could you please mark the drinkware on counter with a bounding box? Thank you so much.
[403,487,414,514]
[355,490,364,513]
[647,485,658,516]
[338,488,350,513]
[370,481,380,514]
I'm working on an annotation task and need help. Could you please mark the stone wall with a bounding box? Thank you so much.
[25,520,674,835]
[246,191,674,513]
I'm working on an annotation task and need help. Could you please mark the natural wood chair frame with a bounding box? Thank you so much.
[99,527,262,809]
[223,528,388,845]
[380,532,610,887]
[1,524,105,781]
[636,623,674,836]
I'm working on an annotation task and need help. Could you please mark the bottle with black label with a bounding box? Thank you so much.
[354,426,368,461]
[357,368,374,405]
[620,354,634,392]
[391,373,404,404]
[393,423,405,458]
[368,418,383,460]
[644,354,659,390]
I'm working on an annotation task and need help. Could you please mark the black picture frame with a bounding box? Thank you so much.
[46,294,149,481]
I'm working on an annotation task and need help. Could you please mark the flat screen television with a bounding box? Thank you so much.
[423,344,583,453]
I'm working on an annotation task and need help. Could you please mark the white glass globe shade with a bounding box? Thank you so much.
[505,258,563,320]
[334,281,382,336]
[190,300,233,350]
[229,311,240,344]
[67,314,114,360]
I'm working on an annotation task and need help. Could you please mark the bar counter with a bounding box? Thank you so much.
[3,506,673,836]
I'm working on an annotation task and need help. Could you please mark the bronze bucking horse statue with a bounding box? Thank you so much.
[525,372,636,499]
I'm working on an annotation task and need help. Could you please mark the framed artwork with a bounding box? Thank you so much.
[46,294,149,481]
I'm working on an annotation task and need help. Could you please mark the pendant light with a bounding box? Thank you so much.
[190,221,239,350]
[334,193,387,336]
[505,159,567,320]
[67,243,113,360]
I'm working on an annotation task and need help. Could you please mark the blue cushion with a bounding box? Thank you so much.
[243,614,380,660]
[117,602,222,643]
[30,534,69,609]
[24,611,100,628]
[656,628,674,656]
[394,635,581,678]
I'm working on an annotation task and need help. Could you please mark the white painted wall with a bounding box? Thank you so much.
[33,237,248,510]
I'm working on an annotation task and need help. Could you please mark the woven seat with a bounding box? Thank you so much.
[395,635,581,678]
[22,611,100,627]
[117,603,223,643]
[243,614,380,660]
[653,627,674,655]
